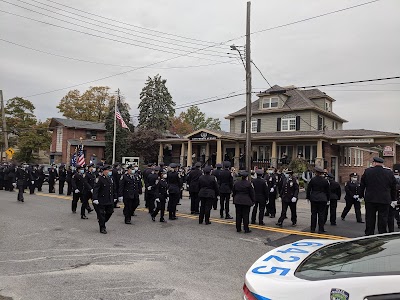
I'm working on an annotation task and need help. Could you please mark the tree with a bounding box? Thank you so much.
[105,97,133,164]
[181,106,221,131]
[57,86,115,122]
[128,129,162,164]
[5,97,37,134]
[169,113,194,135]
[138,74,175,131]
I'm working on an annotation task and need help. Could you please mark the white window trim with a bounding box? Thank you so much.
[281,115,296,132]
[243,120,259,133]
[262,97,279,109]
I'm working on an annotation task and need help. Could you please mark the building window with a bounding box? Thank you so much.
[325,101,331,112]
[297,145,317,164]
[262,97,279,109]
[353,149,363,166]
[242,119,260,133]
[251,120,258,133]
[318,115,325,130]
[332,121,338,130]
[86,130,97,139]
[281,114,296,131]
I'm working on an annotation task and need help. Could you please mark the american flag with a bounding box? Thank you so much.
[71,152,77,166]
[77,144,85,166]
[116,107,129,130]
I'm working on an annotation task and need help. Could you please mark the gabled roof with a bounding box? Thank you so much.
[49,118,106,131]
[226,85,346,122]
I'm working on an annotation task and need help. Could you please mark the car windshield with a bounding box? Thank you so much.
[295,234,400,280]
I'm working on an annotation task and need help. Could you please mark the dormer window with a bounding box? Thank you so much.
[262,97,279,109]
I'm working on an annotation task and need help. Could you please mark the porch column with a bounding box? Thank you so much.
[205,142,210,164]
[158,143,164,165]
[180,142,186,167]
[271,141,277,168]
[216,139,222,164]
[187,140,193,167]
[315,139,324,167]
[234,142,240,171]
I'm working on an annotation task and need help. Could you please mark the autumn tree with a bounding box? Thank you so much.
[181,106,221,131]
[5,97,36,134]
[138,75,175,131]
[57,86,115,122]
[169,113,194,135]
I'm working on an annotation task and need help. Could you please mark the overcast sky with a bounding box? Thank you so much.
[0,0,399,133]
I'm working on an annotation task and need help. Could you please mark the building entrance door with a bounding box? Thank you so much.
[331,156,338,182]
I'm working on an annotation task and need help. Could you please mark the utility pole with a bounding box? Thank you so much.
[112,89,119,165]
[245,1,252,179]
[0,90,8,162]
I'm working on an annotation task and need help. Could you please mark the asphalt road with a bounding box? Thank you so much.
[0,187,396,300]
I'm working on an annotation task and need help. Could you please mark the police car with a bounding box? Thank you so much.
[244,233,400,300]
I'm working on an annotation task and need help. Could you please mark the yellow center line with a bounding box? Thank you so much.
[36,193,347,240]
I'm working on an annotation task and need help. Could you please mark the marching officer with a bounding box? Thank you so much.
[360,157,397,235]
[143,163,154,209]
[48,164,58,193]
[146,167,160,214]
[28,164,37,194]
[151,170,168,223]
[112,163,122,208]
[187,162,202,215]
[71,165,90,219]
[233,171,255,233]
[325,173,341,226]
[251,169,269,225]
[212,163,223,210]
[58,164,67,195]
[15,164,32,202]
[341,173,363,223]
[93,165,116,234]
[37,165,45,192]
[119,165,142,224]
[198,166,219,225]
[276,169,299,228]
[167,163,182,220]
[216,161,234,219]
[66,166,73,196]
[83,164,95,214]
[388,169,400,232]
[264,167,278,218]
[393,169,400,229]
[306,166,330,233]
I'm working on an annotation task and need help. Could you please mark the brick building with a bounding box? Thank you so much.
[49,118,106,165]
[156,85,399,183]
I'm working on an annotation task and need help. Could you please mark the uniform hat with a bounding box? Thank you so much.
[314,166,324,173]
[102,165,112,171]
[154,166,161,171]
[327,173,334,179]
[203,166,212,173]
[195,162,201,167]
[239,170,249,177]
[373,157,384,163]
[169,163,178,168]
[147,163,153,167]
[350,172,357,177]
[255,169,264,176]
[223,161,231,168]
[394,169,399,175]
[87,163,94,168]
[216,163,223,168]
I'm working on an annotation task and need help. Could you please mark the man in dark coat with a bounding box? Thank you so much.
[306,166,330,233]
[93,165,116,234]
[167,163,182,220]
[36,165,45,192]
[325,173,341,226]
[66,166,73,195]
[392,169,400,230]
[341,173,363,223]
[198,166,219,225]
[251,169,269,225]
[28,164,37,194]
[152,170,168,223]
[72,165,91,219]
[146,167,160,214]
[233,171,255,233]
[212,163,223,210]
[276,169,299,227]
[58,164,67,194]
[48,164,58,193]
[142,163,154,209]
[119,165,143,224]
[187,162,202,214]
[216,161,234,219]
[360,157,397,235]
[15,164,32,202]
[112,163,122,208]
[264,168,278,218]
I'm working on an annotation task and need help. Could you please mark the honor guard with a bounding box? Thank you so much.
[71,165,91,219]
[198,166,219,225]
[276,169,299,227]
[216,161,234,219]
[37,165,45,192]
[167,163,182,220]
[143,163,154,209]
[325,173,341,226]
[112,163,122,208]
[393,169,400,229]
[118,165,142,224]
[212,163,223,210]
[341,173,363,223]
[151,170,168,222]
[233,171,255,233]
[15,164,32,202]
[187,162,202,214]
[251,169,269,225]
[48,164,58,193]
[146,167,160,214]
[264,168,278,218]
[58,164,67,195]
[84,164,96,214]
[93,165,116,234]
[27,164,37,194]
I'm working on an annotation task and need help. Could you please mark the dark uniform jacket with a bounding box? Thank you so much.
[72,172,91,193]
[395,179,400,204]
[278,176,299,203]
[66,169,73,183]
[93,175,116,205]
[119,173,142,199]
[84,172,96,194]
[48,168,58,182]
[344,181,360,201]
[251,177,269,203]
[147,173,159,195]
[167,171,182,194]
[143,168,153,187]
[198,174,219,199]
[59,167,67,181]
[15,168,31,185]
[360,166,397,204]
[217,169,233,194]
[329,179,341,201]
[155,179,168,202]
[187,168,202,193]
[264,173,278,193]
[233,179,255,206]
[306,175,330,203]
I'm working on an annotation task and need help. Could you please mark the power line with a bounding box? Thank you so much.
[0,38,238,69]
[12,0,231,56]
[296,76,400,89]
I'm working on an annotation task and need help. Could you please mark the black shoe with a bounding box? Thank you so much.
[275,222,282,227]
[199,221,203,224]
[151,216,155,222]
[291,223,297,227]
[331,223,337,226]
[213,208,217,210]
[191,212,195,215]
[237,229,242,232]
[251,221,256,224]
[205,221,211,225]
[125,219,132,224]
[318,229,327,233]
[341,217,345,221]
[310,229,316,233]
[225,215,233,220]
[81,215,88,219]
[169,217,177,220]
[244,230,252,233]
[100,228,107,234]
[270,215,275,218]
[87,208,93,214]
[21,199,24,202]
[194,211,200,215]
[160,218,166,223]
[72,211,76,214]
[220,215,224,218]
[259,222,265,226]
[357,220,365,223]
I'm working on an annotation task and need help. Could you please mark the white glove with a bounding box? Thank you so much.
[353,195,359,199]
[114,199,117,203]
[31,181,35,185]
[155,198,160,203]
[391,201,397,208]
[74,189,80,194]
[93,200,99,205]
[270,188,274,193]
[147,186,152,191]
[118,196,123,202]
[12,183,16,188]
[91,189,93,194]
[358,198,363,202]
[291,197,297,203]
[277,197,282,202]
[327,201,330,206]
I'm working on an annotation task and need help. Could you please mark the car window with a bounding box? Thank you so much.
[295,234,400,280]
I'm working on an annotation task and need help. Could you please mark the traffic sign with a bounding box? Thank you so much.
[5,147,14,158]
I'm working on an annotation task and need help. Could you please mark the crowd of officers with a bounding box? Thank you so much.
[1,156,399,236]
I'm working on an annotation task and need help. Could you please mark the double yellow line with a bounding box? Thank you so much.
[37,192,347,240]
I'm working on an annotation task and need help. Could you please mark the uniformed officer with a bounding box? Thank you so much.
[276,169,299,227]
[0,164,5,190]
[187,162,202,214]
[37,165,45,192]
[48,164,58,193]
[325,173,341,226]
[198,166,219,225]
[215,161,234,219]
[58,164,67,195]
[15,164,32,202]
[83,164,95,214]
[66,166,73,195]
[119,165,142,224]
[142,163,154,209]
[5,164,16,192]
[212,163,223,210]
[93,165,116,234]
[264,167,278,218]
[233,171,255,233]
[27,164,37,194]
[388,169,400,232]
[341,173,363,223]
[251,169,269,225]
[360,157,397,235]
[146,167,160,214]
[151,170,168,222]
[393,169,400,229]
[72,165,91,219]
[306,166,330,233]
[167,163,182,220]
[112,163,122,208]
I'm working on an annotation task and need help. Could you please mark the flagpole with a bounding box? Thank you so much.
[112,89,119,165]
